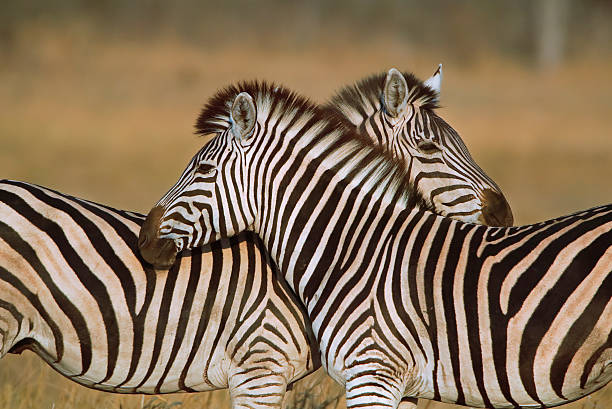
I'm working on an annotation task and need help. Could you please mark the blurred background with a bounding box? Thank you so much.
[0,1,611,408]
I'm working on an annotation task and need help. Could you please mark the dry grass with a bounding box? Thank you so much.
[0,25,611,408]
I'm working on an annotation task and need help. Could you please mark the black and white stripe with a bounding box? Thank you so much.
[1,70,511,409]
[0,179,316,408]
[141,81,612,409]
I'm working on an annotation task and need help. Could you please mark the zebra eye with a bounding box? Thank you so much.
[416,140,441,154]
[196,163,217,175]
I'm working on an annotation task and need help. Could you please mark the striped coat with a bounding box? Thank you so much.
[140,82,612,408]
[0,180,315,408]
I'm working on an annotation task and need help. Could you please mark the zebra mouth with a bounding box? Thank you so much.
[139,235,178,269]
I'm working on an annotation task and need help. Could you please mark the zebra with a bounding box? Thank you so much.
[140,67,512,267]
[0,70,511,409]
[138,80,612,408]
[325,66,512,227]
[0,179,317,409]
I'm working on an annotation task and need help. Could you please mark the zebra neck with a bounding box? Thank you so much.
[253,141,419,306]
[252,119,417,226]
[249,111,425,298]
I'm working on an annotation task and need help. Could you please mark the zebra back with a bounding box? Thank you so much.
[0,179,317,406]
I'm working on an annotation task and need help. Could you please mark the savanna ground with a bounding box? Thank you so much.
[0,21,611,409]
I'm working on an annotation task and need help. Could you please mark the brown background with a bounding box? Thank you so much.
[0,1,610,408]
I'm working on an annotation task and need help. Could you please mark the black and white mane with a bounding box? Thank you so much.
[326,71,439,124]
[193,80,433,213]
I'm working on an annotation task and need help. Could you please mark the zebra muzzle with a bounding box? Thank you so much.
[480,189,514,227]
[139,205,179,268]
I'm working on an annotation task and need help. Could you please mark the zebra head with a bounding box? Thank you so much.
[139,91,259,267]
[328,66,513,227]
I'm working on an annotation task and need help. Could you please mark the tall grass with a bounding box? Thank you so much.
[0,25,610,408]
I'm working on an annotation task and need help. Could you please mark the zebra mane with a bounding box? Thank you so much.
[194,80,432,213]
[195,80,321,137]
[326,71,440,126]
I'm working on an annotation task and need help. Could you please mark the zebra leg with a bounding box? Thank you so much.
[397,397,418,409]
[345,374,404,409]
[228,371,288,409]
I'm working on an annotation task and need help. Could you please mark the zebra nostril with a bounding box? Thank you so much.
[139,205,166,248]
[138,232,149,248]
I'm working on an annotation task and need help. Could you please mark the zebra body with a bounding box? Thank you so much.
[140,81,612,408]
[0,180,316,408]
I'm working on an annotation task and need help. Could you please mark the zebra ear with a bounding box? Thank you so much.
[231,92,257,141]
[424,64,442,96]
[383,68,409,117]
